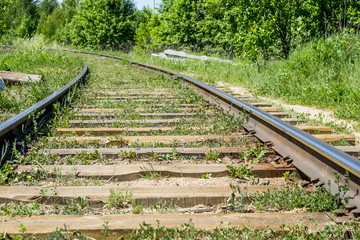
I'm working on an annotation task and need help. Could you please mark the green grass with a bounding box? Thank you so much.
[0,201,44,217]
[0,47,83,122]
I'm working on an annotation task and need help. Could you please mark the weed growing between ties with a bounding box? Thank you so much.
[2,220,360,239]
[0,226,89,240]
[127,138,255,149]
[62,196,87,215]
[0,198,87,217]
[0,162,49,186]
[202,172,212,179]
[226,172,350,213]
[12,149,104,166]
[104,188,133,209]
[238,144,269,164]
[153,199,177,214]
[36,137,255,150]
[0,201,44,217]
[140,164,162,180]
[227,164,255,180]
[205,149,221,161]
[129,221,360,239]
[150,148,197,161]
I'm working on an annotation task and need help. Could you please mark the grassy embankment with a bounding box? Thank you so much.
[0,42,83,123]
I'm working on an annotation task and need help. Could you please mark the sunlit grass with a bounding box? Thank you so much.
[0,46,83,122]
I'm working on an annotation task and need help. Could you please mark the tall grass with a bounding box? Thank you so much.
[0,43,83,122]
[254,34,360,120]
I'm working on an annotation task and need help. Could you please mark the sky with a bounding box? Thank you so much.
[135,0,161,9]
[57,0,162,10]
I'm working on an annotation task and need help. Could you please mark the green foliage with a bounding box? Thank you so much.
[0,163,12,185]
[38,0,58,16]
[43,226,90,239]
[250,184,345,212]
[0,201,44,216]
[131,200,143,214]
[201,172,212,179]
[104,188,133,208]
[37,6,66,41]
[119,150,137,159]
[0,160,49,186]
[228,172,350,212]
[134,8,155,53]
[151,148,190,161]
[102,221,110,239]
[62,196,87,215]
[253,34,360,120]
[64,151,101,165]
[205,149,220,161]
[1,0,360,61]
[226,184,247,212]
[153,199,177,213]
[69,0,137,48]
[135,0,360,60]
[227,164,254,179]
[3,221,360,239]
[283,171,298,182]
[239,144,268,163]
[0,0,39,40]
[129,220,360,239]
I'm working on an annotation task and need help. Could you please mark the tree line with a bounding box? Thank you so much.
[1,0,360,60]
[0,0,138,49]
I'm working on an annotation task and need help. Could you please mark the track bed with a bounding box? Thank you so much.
[0,53,358,239]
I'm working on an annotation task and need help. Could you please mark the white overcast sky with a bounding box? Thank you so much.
[57,0,161,9]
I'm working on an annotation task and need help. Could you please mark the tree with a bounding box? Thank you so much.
[246,0,309,59]
[0,0,39,38]
[0,0,12,36]
[69,0,136,48]
[38,0,58,16]
[36,0,58,39]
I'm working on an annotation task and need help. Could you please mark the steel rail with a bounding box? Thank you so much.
[59,49,360,207]
[0,63,88,158]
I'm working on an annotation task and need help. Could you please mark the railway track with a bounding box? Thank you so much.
[0,50,360,238]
